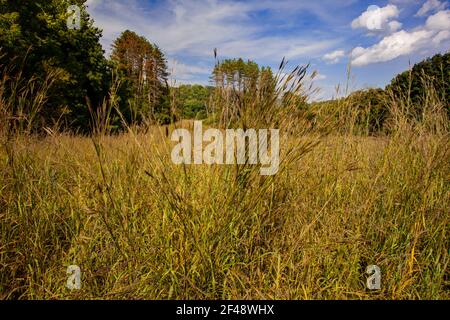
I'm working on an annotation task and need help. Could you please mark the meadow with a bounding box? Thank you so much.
[1,98,448,299]
[1,0,449,302]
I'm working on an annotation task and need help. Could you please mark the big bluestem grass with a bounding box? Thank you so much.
[0,59,448,299]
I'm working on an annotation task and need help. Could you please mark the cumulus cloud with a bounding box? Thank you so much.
[352,4,402,34]
[352,10,450,66]
[416,0,447,17]
[432,30,450,43]
[426,9,450,29]
[322,50,346,63]
[388,20,403,31]
[352,30,432,66]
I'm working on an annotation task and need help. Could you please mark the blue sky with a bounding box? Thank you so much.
[85,0,449,100]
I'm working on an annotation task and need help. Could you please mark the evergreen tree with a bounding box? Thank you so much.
[111,30,170,124]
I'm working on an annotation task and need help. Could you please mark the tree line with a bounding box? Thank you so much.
[0,0,174,132]
[1,0,448,134]
[311,52,449,134]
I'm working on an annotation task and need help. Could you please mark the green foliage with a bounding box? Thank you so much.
[211,58,278,127]
[212,58,260,91]
[0,0,112,131]
[173,84,213,119]
[347,88,389,134]
[307,53,449,135]
[308,88,389,135]
[387,52,450,119]
[111,30,171,124]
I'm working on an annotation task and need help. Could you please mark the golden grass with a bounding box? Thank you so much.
[1,122,448,299]
[1,58,448,300]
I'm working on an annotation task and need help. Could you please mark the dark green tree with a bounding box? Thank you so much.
[347,88,389,134]
[0,0,112,131]
[387,52,449,119]
[173,84,214,119]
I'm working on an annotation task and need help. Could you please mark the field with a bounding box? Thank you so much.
[1,119,448,299]
[1,0,449,303]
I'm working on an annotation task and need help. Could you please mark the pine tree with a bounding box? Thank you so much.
[111,30,170,123]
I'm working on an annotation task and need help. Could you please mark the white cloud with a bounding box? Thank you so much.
[416,0,447,17]
[323,50,346,64]
[86,0,337,62]
[168,59,210,81]
[352,4,402,34]
[425,9,450,29]
[216,37,337,62]
[432,30,450,43]
[388,20,403,32]
[352,10,450,66]
[352,29,432,66]
[86,0,256,56]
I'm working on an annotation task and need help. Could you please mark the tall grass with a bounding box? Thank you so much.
[0,61,448,299]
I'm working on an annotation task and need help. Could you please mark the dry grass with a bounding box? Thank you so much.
[0,62,448,300]
[0,122,448,299]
